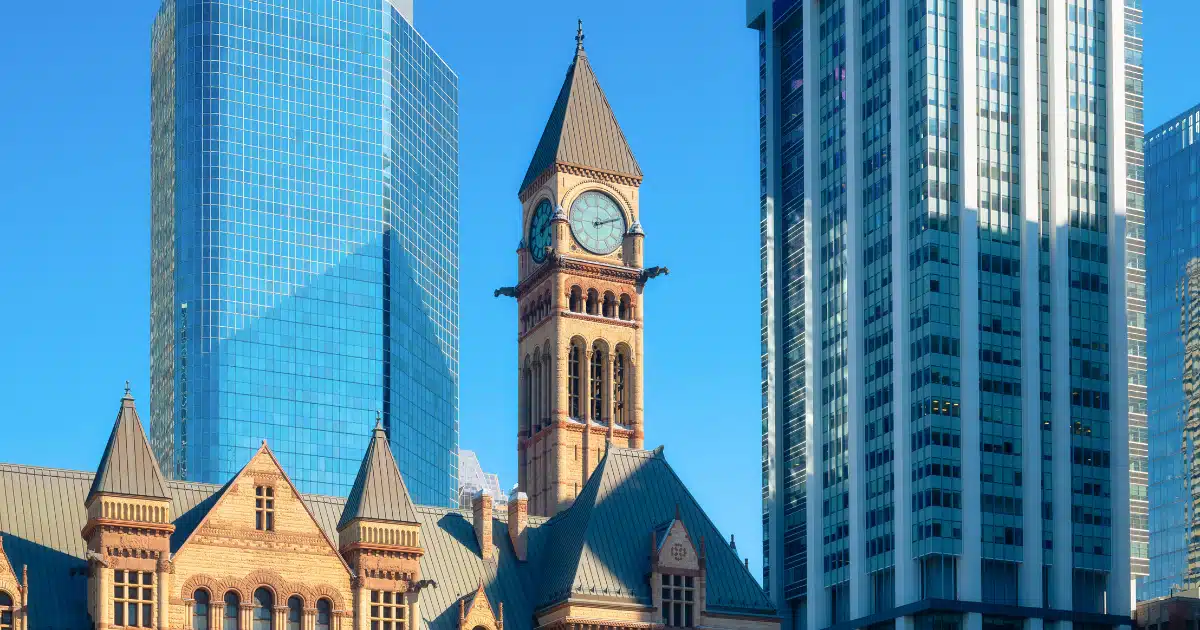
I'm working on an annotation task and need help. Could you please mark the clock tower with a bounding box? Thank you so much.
[512,24,651,518]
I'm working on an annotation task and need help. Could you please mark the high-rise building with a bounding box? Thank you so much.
[1143,106,1200,598]
[457,449,507,510]
[149,0,459,503]
[748,0,1140,625]
[509,26,649,518]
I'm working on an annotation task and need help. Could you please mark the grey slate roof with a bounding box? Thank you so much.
[519,45,642,193]
[86,392,170,503]
[338,421,418,530]
[0,448,772,630]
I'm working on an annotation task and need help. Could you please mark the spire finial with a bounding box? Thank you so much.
[375,410,384,432]
[576,19,585,52]
[123,380,132,399]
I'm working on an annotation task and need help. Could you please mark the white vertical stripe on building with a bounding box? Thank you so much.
[802,1,825,625]
[1048,0,1075,611]
[958,0,983,603]
[1018,0,1046,610]
[843,0,866,617]
[1106,0,1133,615]
[890,0,916,608]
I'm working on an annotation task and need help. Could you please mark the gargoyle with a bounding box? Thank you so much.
[639,266,670,284]
[494,287,519,298]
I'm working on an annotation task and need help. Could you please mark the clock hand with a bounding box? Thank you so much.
[592,218,622,228]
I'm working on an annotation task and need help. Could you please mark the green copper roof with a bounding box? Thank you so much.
[339,421,419,530]
[520,44,642,194]
[86,390,170,504]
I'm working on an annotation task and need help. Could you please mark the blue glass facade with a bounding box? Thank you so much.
[1144,105,1200,598]
[149,0,459,503]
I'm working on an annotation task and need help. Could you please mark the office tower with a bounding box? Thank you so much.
[748,0,1141,625]
[1143,106,1200,598]
[149,0,459,502]
[457,449,507,510]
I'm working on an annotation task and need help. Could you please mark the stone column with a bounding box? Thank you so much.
[274,605,288,630]
[240,602,253,630]
[99,567,113,628]
[212,603,225,630]
[157,558,171,630]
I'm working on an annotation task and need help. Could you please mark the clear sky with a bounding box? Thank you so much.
[0,0,1192,583]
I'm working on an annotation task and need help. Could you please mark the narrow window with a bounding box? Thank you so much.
[590,343,606,422]
[568,344,581,419]
[223,592,241,630]
[522,361,532,434]
[0,591,13,630]
[586,289,599,315]
[602,292,616,318]
[316,600,332,630]
[369,591,407,630]
[255,486,275,531]
[614,349,627,426]
[287,596,303,630]
[114,570,154,627]
[252,588,273,630]
[619,294,631,320]
[193,590,211,630]
[661,574,695,627]
[569,286,583,313]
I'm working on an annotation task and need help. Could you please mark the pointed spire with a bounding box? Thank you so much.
[87,385,171,504]
[339,418,418,530]
[519,23,642,193]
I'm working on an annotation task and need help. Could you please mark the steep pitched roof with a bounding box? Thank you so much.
[86,388,170,504]
[519,40,642,193]
[535,446,775,616]
[339,421,418,530]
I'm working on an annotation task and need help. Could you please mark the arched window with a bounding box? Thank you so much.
[0,591,13,630]
[253,588,273,630]
[602,292,616,318]
[193,590,211,630]
[614,348,627,426]
[316,600,332,630]
[223,592,241,630]
[532,357,542,431]
[569,286,583,313]
[586,289,599,315]
[287,596,303,630]
[590,343,606,422]
[568,343,582,419]
[522,357,532,435]
[619,294,632,320]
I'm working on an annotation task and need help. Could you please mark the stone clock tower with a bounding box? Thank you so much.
[511,25,655,518]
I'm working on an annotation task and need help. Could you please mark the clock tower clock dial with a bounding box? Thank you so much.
[511,29,647,518]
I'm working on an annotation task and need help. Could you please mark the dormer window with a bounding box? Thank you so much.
[661,574,694,627]
[255,486,275,531]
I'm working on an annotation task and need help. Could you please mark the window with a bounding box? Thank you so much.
[590,343,606,422]
[568,343,582,419]
[193,590,211,630]
[602,292,616,318]
[316,599,332,630]
[255,486,275,531]
[113,570,154,627]
[0,591,12,630]
[369,591,407,630]
[253,589,273,630]
[522,360,532,433]
[224,592,241,630]
[661,574,694,627]
[586,289,599,315]
[619,294,631,320]
[569,286,583,313]
[613,349,627,426]
[287,596,303,630]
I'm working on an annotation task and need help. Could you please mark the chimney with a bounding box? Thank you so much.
[473,489,495,561]
[508,492,529,561]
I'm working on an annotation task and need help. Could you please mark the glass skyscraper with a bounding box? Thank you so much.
[149,0,459,504]
[1144,105,1200,598]
[749,0,1141,626]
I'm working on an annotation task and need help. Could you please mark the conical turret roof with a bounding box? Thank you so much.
[339,420,418,529]
[87,385,171,504]
[520,25,642,193]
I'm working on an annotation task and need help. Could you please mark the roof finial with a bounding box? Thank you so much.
[123,380,132,399]
[375,410,384,431]
[576,19,585,52]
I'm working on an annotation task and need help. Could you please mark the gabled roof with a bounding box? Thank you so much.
[519,39,642,194]
[339,421,419,530]
[535,446,774,615]
[86,388,170,504]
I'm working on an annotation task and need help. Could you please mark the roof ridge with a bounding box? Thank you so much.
[0,463,94,478]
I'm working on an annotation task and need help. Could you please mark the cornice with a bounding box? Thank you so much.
[517,256,641,298]
[519,163,642,203]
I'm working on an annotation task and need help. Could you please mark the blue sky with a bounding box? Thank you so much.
[0,0,1192,582]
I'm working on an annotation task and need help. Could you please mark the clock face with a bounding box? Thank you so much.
[528,200,553,263]
[569,191,627,255]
